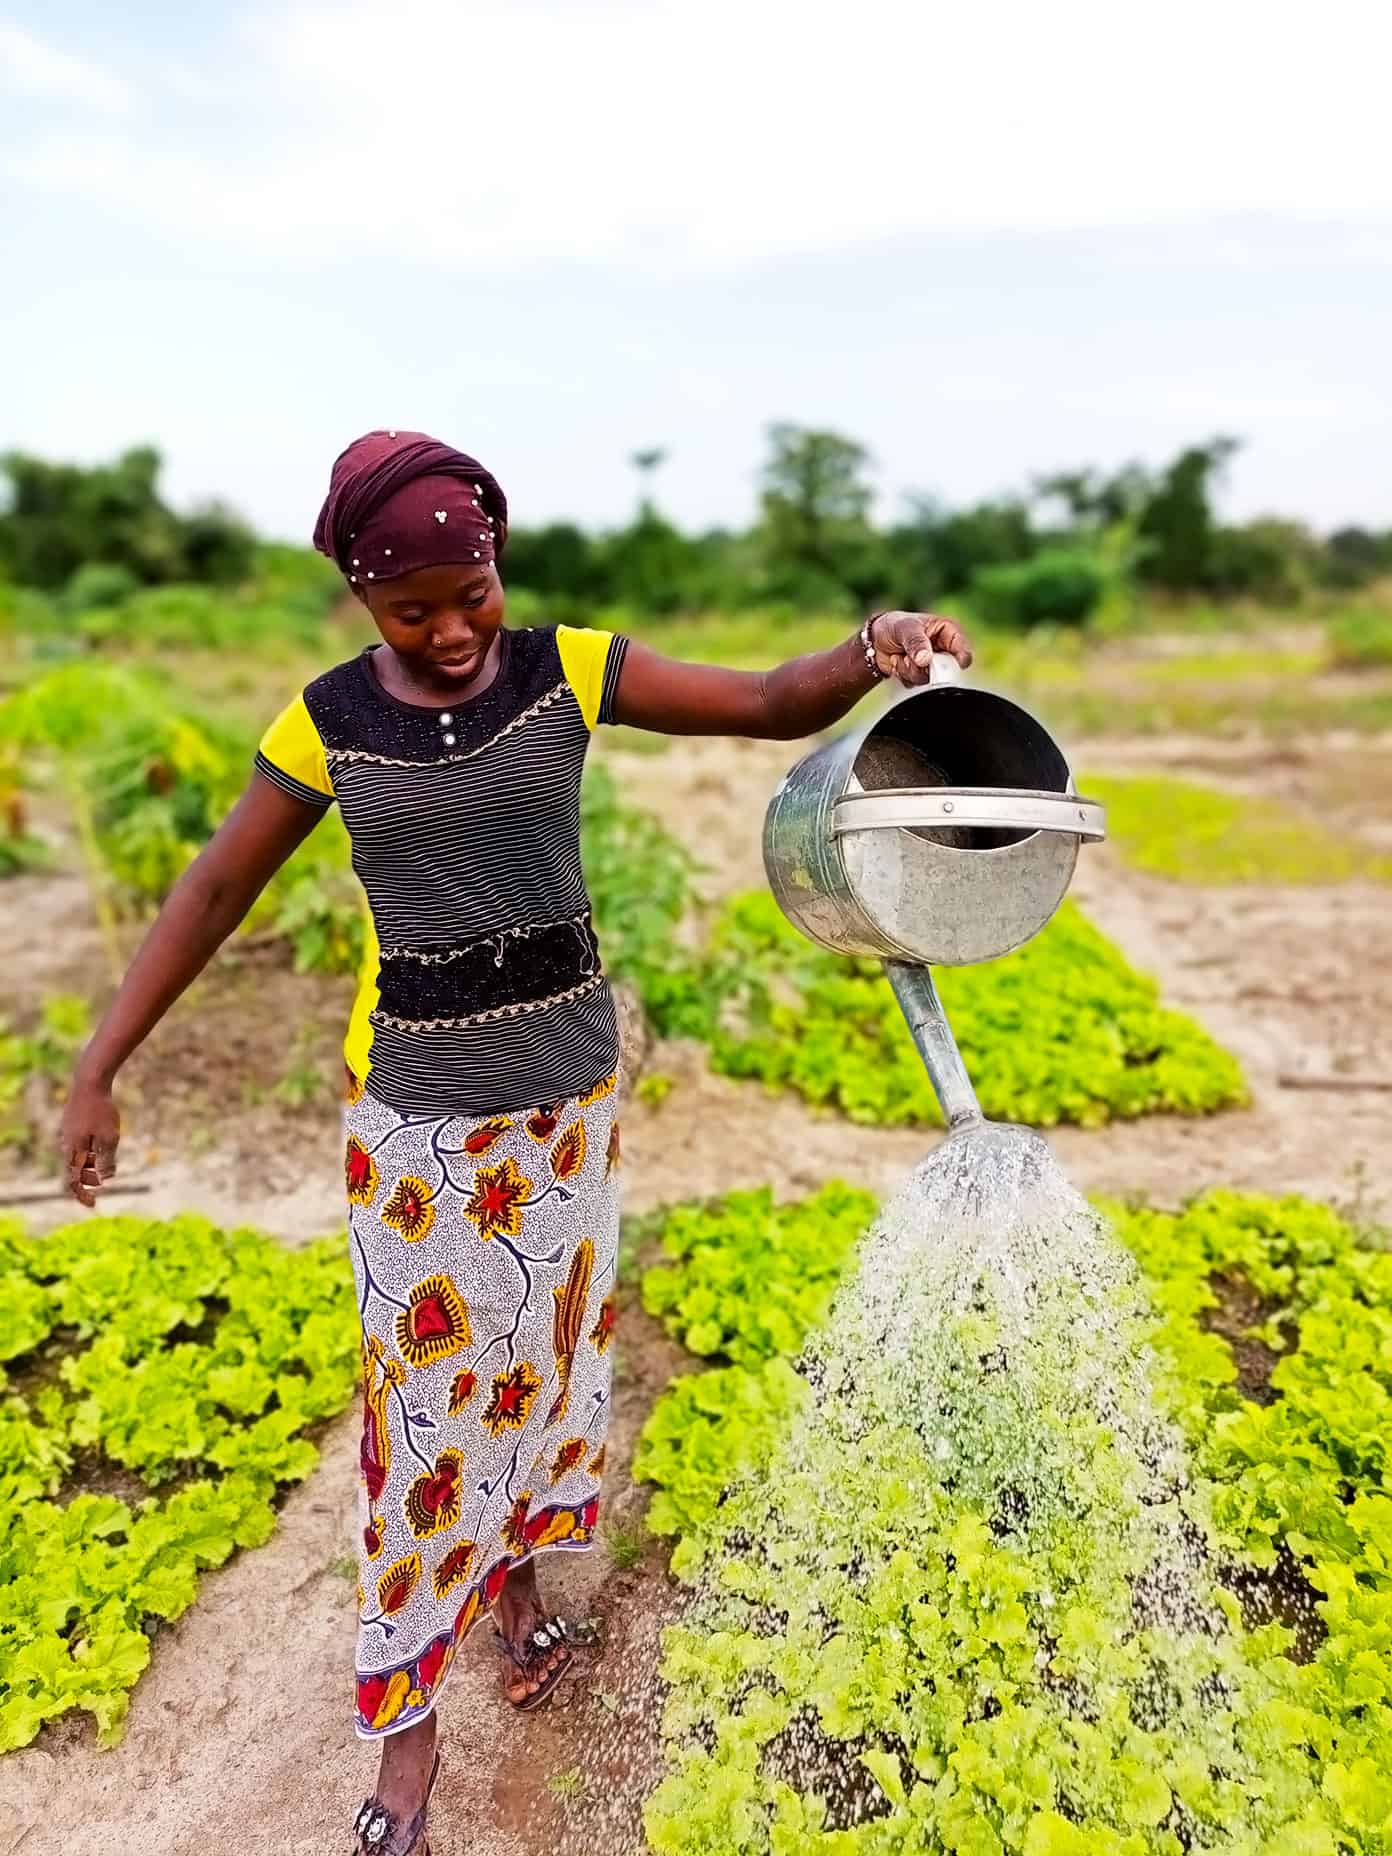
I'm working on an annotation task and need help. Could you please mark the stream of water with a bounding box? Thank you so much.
[574,1123,1328,1853]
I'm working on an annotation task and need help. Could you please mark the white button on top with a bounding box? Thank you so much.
[439,712,452,726]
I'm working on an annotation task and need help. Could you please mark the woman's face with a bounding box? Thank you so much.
[360,561,506,689]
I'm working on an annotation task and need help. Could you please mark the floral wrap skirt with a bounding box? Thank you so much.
[343,1064,621,1738]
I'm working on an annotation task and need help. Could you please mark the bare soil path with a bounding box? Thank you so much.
[1,725,1389,1854]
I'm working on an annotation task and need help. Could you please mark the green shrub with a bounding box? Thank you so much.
[60,563,141,616]
[654,891,1246,1128]
[1328,607,1392,669]
[641,1183,876,1366]
[0,1212,358,1750]
[0,994,91,1153]
[969,549,1109,629]
[581,762,697,1006]
[633,1359,810,1580]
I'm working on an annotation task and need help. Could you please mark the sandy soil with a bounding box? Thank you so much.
[1,722,1390,1855]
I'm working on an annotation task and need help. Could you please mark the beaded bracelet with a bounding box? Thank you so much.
[858,613,888,680]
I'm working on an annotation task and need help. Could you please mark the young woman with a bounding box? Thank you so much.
[58,430,971,1856]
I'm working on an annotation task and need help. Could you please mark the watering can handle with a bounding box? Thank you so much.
[831,787,1108,841]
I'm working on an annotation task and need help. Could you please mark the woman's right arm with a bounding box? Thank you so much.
[59,774,327,1208]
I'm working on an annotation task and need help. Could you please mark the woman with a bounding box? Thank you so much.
[58,430,971,1856]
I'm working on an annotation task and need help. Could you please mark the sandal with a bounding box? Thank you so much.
[351,1746,441,1856]
[493,1614,579,1713]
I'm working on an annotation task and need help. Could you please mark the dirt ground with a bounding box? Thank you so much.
[1,723,1390,1855]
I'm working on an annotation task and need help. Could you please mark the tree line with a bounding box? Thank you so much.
[3,430,1388,630]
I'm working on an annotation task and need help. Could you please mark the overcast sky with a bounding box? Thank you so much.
[3,1,1390,543]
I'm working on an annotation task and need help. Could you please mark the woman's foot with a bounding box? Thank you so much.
[358,1710,438,1852]
[493,1559,572,1707]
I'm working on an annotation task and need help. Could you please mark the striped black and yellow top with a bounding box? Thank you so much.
[255,625,630,1115]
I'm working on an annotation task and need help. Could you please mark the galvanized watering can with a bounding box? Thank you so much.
[762,654,1106,1128]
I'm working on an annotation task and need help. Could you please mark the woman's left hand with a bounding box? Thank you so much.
[867,612,973,687]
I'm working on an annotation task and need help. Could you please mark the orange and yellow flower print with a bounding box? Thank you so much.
[546,1238,594,1425]
[461,1116,511,1156]
[376,1551,422,1618]
[548,1437,587,1484]
[481,1361,543,1437]
[381,1175,436,1243]
[395,1274,472,1368]
[550,1120,586,1184]
[432,1538,478,1602]
[578,1070,617,1108]
[403,1448,464,1540]
[501,1491,532,1554]
[589,1295,616,1355]
[525,1101,564,1142]
[346,1135,379,1206]
[463,1157,532,1242]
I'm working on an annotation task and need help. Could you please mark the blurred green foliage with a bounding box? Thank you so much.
[970,549,1110,629]
[0,447,255,592]
[1085,773,1392,885]
[1328,607,1392,669]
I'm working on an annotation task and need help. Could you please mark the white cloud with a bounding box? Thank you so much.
[0,22,130,110]
[6,0,1392,273]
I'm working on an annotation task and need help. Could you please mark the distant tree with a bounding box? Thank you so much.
[502,523,607,602]
[1135,436,1240,592]
[178,501,257,586]
[1207,518,1319,605]
[970,550,1109,629]
[883,493,1037,601]
[629,448,668,514]
[0,446,253,591]
[879,500,949,608]
[759,424,874,593]
[602,510,704,613]
[1323,526,1392,590]
[1034,462,1151,529]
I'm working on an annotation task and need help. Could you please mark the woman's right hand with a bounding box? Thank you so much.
[59,1074,121,1208]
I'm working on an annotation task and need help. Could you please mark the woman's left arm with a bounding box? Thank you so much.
[609,612,973,740]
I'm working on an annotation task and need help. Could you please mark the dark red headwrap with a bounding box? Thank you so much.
[312,430,509,587]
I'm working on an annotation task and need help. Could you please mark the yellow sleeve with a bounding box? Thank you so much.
[555,626,629,730]
[255,694,335,809]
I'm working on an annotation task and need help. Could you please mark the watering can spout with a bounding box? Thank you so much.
[883,961,983,1130]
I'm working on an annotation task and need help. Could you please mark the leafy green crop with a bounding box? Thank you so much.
[0,1211,357,1751]
[1084,773,1392,886]
[649,892,1245,1129]
[581,760,698,1004]
[636,1185,1392,1854]
[633,1360,810,1581]
[0,993,90,1155]
[1328,608,1392,670]
[642,1184,876,1366]
[1109,1192,1392,1853]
